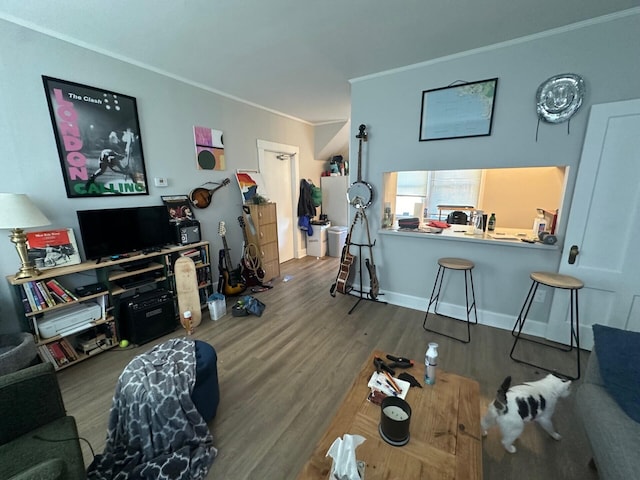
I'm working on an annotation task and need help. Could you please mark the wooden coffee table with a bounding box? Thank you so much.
[297,350,482,479]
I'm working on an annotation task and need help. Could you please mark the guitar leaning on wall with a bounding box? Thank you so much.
[361,207,379,300]
[237,214,266,287]
[217,221,247,296]
[189,178,231,209]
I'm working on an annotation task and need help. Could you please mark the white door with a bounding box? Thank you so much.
[545,99,640,351]
[257,140,300,263]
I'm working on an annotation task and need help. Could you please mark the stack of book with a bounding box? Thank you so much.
[38,338,78,368]
[18,279,79,313]
[179,247,204,264]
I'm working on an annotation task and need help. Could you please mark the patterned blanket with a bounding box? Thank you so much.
[87,338,217,479]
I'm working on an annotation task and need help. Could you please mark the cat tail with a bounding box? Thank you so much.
[493,376,511,411]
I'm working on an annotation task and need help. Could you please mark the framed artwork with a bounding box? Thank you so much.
[161,195,196,223]
[26,228,81,270]
[194,126,225,170]
[419,78,498,141]
[42,76,149,197]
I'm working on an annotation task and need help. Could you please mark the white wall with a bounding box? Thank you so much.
[350,12,640,332]
[0,20,322,333]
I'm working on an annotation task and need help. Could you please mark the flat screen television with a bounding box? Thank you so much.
[77,206,174,260]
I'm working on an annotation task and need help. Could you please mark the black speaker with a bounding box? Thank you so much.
[120,289,177,345]
[175,220,201,245]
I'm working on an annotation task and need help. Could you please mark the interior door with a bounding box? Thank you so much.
[545,99,640,350]
[257,141,299,263]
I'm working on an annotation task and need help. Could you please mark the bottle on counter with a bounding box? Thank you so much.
[532,209,547,236]
[424,342,439,385]
[487,213,496,232]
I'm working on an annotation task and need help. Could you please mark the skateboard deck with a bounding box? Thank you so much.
[174,256,202,328]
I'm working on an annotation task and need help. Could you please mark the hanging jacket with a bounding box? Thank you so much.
[297,179,316,217]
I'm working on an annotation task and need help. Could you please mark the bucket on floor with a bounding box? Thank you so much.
[207,293,226,320]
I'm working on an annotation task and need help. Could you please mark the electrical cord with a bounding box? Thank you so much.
[33,434,95,459]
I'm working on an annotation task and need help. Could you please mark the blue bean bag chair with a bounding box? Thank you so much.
[193,340,220,422]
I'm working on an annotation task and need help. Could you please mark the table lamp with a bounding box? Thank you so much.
[0,193,51,279]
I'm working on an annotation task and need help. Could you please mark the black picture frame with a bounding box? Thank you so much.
[42,76,149,197]
[419,78,498,141]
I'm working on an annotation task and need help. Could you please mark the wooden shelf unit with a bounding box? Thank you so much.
[6,241,213,370]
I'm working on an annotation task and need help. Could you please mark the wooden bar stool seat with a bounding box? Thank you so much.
[423,257,478,343]
[510,271,584,380]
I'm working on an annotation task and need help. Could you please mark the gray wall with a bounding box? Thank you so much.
[0,20,322,333]
[350,12,639,333]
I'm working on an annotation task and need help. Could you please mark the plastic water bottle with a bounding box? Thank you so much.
[424,342,439,385]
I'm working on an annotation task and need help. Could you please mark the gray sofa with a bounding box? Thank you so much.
[0,363,85,479]
[577,339,640,479]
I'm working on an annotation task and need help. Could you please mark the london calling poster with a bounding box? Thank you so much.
[42,76,149,198]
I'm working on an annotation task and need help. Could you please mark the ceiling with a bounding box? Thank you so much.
[1,1,637,125]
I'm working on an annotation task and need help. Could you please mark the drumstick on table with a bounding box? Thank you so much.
[383,370,402,393]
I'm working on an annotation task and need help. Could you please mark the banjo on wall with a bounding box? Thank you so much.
[347,124,373,209]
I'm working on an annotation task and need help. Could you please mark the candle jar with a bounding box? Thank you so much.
[378,396,412,446]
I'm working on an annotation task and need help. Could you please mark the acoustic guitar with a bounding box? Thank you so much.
[237,214,266,286]
[330,209,360,296]
[189,178,231,209]
[217,221,247,296]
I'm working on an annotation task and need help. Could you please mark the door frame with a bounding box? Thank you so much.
[256,139,302,260]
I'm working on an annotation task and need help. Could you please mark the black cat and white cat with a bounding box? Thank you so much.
[481,374,572,453]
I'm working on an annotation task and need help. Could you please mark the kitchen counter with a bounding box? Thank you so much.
[379,225,559,250]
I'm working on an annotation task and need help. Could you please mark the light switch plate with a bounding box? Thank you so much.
[154,177,168,187]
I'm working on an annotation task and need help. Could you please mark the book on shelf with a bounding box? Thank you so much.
[45,279,77,302]
[46,342,69,367]
[49,290,66,304]
[54,279,78,301]
[165,254,175,275]
[38,344,56,366]
[26,283,41,311]
[59,337,79,361]
[36,281,56,307]
[18,285,33,313]
[25,228,81,270]
[180,248,203,263]
[28,282,46,310]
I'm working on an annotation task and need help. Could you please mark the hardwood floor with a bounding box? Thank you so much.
[58,255,596,479]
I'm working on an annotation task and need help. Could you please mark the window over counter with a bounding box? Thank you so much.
[383,166,568,230]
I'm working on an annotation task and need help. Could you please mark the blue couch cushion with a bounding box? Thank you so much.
[593,324,640,423]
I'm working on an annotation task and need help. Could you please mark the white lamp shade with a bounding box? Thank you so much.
[0,193,51,229]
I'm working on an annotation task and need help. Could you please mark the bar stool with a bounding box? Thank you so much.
[510,272,583,380]
[423,257,478,343]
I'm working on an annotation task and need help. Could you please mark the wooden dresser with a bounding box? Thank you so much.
[246,203,280,281]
